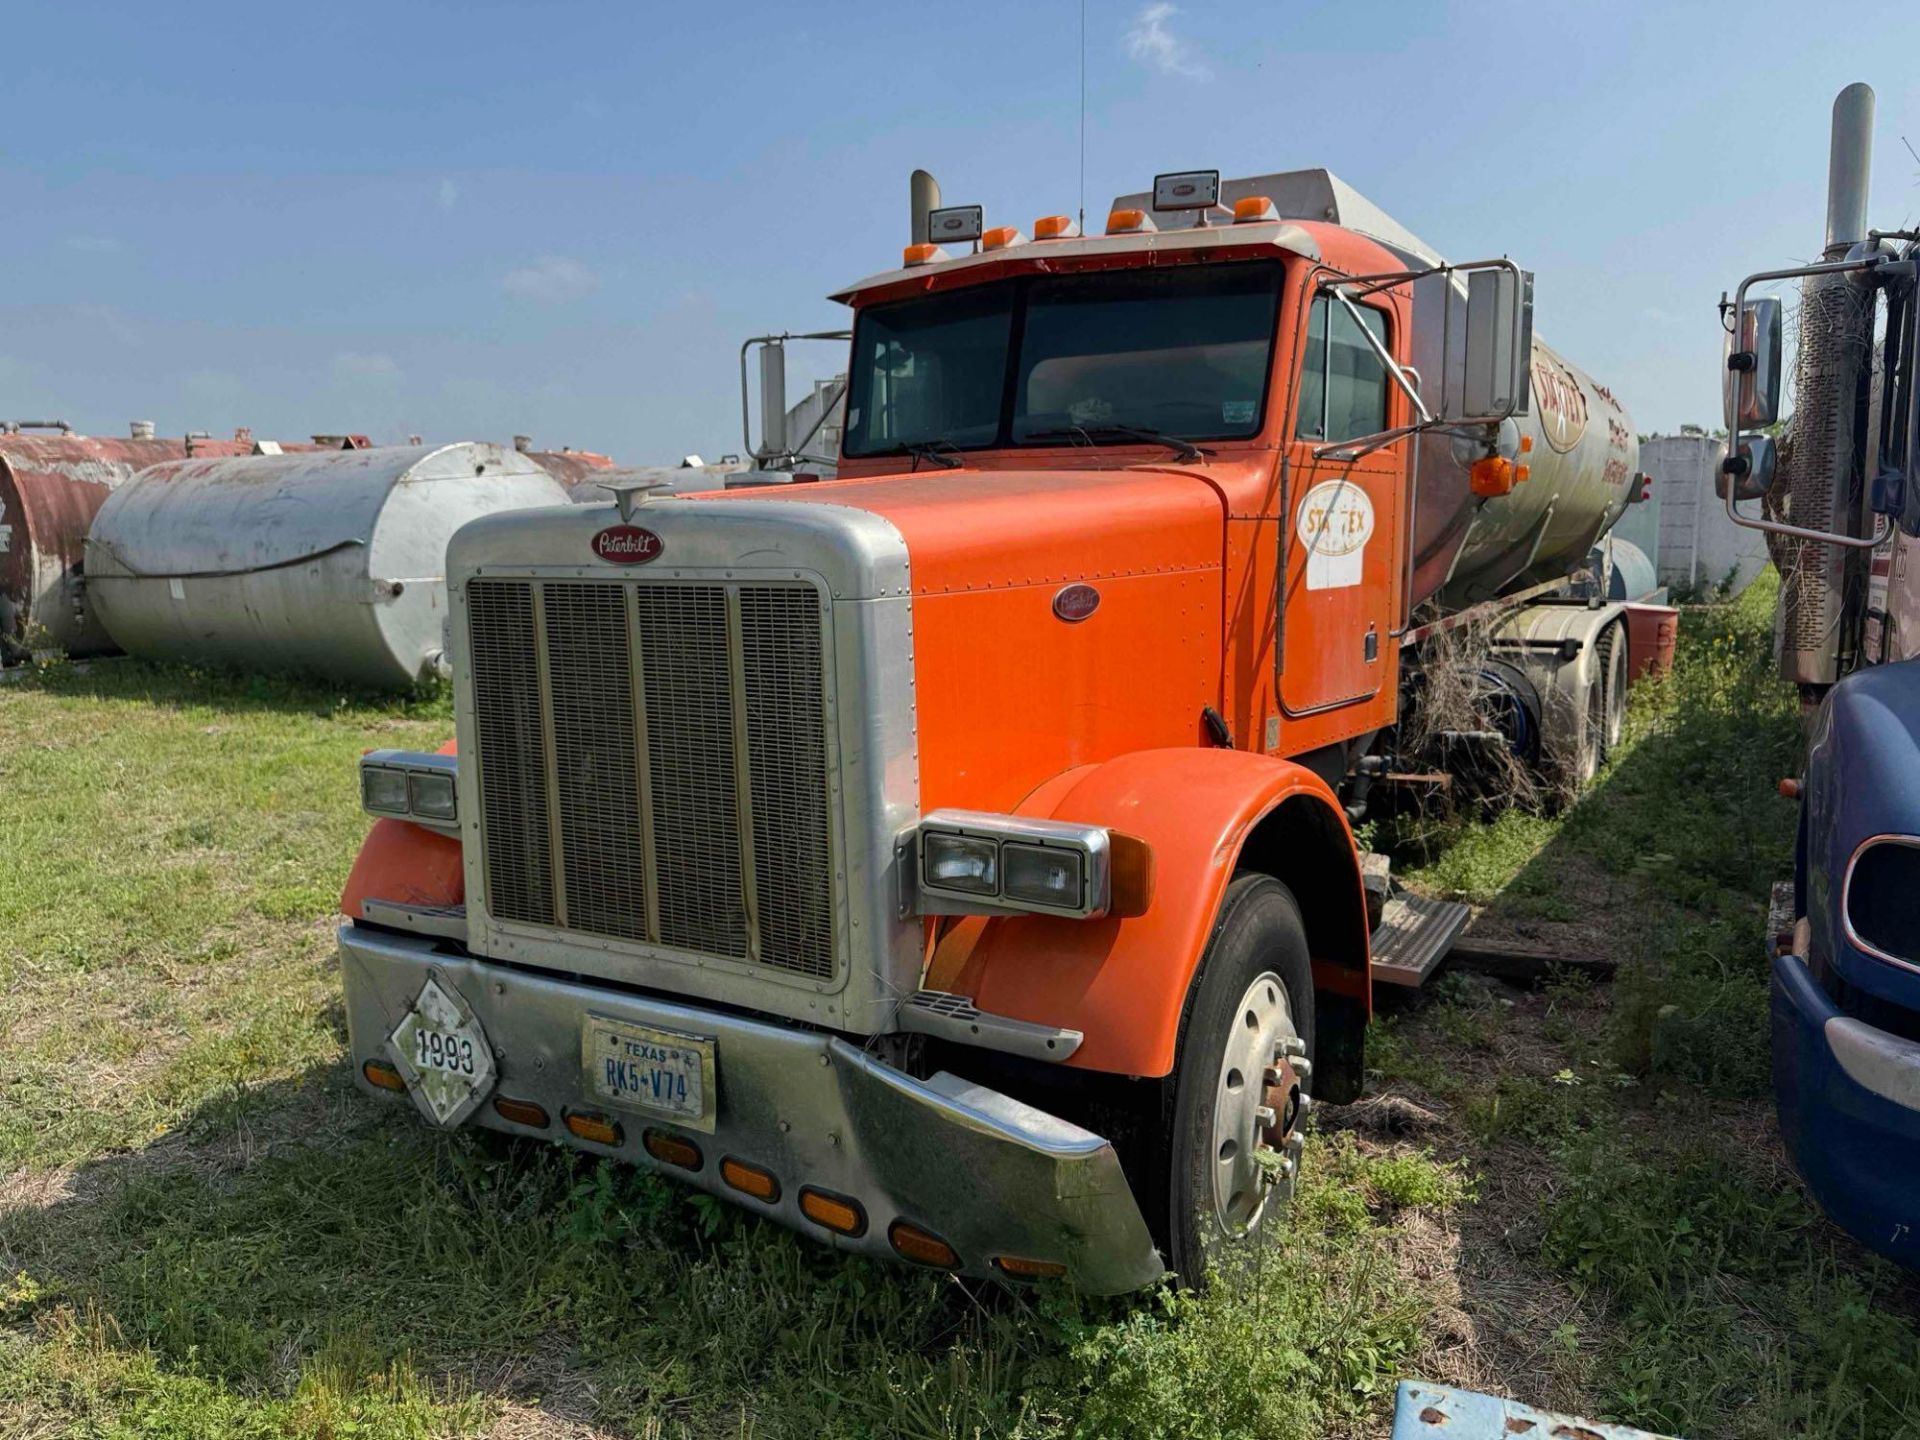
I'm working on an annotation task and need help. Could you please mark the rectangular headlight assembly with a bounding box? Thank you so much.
[909,810,1125,920]
[360,750,459,834]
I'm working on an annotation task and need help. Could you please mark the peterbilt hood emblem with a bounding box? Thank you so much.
[1053,583,1101,622]
[591,524,663,565]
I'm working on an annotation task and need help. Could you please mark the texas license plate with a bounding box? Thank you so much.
[388,975,496,1127]
[582,1016,716,1132]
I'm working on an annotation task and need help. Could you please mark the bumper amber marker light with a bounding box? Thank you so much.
[642,1129,703,1171]
[564,1111,624,1147]
[889,1221,960,1269]
[993,1255,1068,1280]
[799,1187,868,1237]
[491,1096,549,1129]
[362,1059,406,1093]
[721,1158,780,1202]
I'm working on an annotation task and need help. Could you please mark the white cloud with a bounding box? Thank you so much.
[334,351,402,382]
[436,178,459,210]
[1124,3,1212,80]
[67,235,125,254]
[500,254,599,304]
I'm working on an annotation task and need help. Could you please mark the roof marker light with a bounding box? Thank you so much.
[1106,208,1157,235]
[981,226,1027,252]
[1033,214,1080,240]
[1233,196,1280,224]
[902,243,948,267]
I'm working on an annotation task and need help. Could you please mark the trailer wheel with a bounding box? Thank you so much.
[1163,873,1315,1287]
[1596,622,1628,761]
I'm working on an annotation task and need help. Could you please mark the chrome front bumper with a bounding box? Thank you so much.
[339,923,1162,1294]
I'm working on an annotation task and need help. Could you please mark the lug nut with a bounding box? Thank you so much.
[1255,1105,1277,1127]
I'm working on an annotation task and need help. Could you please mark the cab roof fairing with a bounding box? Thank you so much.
[825,222,1324,308]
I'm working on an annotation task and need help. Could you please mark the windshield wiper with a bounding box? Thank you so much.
[895,439,963,471]
[1020,425,1210,464]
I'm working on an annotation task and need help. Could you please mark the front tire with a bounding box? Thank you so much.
[1163,874,1315,1286]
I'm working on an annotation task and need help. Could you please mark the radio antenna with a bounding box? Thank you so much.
[1078,0,1087,232]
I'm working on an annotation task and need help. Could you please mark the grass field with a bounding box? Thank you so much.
[4,576,1920,1439]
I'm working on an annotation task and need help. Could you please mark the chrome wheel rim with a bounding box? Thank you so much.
[1208,971,1309,1236]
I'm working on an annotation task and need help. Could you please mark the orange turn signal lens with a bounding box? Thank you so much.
[1232,195,1278,223]
[1779,777,1803,800]
[1107,830,1156,919]
[362,1059,406,1093]
[491,1096,550,1128]
[1033,214,1079,240]
[1513,463,1531,484]
[1105,208,1153,235]
[721,1158,780,1202]
[799,1187,868,1237]
[1469,456,1515,498]
[642,1129,703,1171]
[1518,434,1534,454]
[981,226,1025,251]
[888,1220,960,1269]
[992,1255,1068,1280]
[564,1110,624,1147]
[902,243,942,266]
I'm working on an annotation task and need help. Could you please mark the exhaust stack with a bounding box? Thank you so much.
[1778,83,1878,687]
[910,169,941,247]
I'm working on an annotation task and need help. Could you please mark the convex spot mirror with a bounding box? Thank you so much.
[1716,433,1777,503]
[1726,295,1783,429]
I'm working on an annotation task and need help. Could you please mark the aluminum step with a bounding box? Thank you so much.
[1370,894,1472,988]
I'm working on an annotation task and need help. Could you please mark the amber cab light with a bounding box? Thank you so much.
[1232,195,1279,223]
[1105,208,1156,235]
[902,243,946,267]
[721,1158,781,1202]
[993,1255,1068,1279]
[799,1187,868,1237]
[1033,214,1080,240]
[981,226,1026,252]
[889,1221,960,1269]
[564,1110,624,1147]
[491,1095,550,1128]
[1469,456,1515,497]
[642,1129,703,1171]
[362,1059,406,1093]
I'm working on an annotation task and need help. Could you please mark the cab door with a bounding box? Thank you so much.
[1277,287,1406,726]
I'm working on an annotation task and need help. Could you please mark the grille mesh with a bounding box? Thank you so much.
[635,584,748,959]
[740,586,835,977]
[544,583,648,939]
[467,576,834,980]
[468,580,555,926]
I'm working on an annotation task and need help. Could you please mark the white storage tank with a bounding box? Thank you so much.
[1642,432,1770,597]
[86,442,567,688]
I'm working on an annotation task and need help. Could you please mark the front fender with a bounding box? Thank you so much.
[926,747,1369,1078]
[339,739,463,919]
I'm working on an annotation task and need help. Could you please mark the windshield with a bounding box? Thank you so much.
[842,260,1285,458]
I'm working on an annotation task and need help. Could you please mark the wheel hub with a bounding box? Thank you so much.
[1208,971,1311,1235]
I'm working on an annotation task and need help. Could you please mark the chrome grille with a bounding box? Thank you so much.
[466,576,836,980]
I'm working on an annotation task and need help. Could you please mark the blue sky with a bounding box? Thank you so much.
[4,1,1918,461]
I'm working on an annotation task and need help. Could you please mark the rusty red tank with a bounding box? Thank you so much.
[0,424,301,659]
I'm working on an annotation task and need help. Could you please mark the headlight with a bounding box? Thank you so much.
[362,765,411,816]
[1003,843,1085,909]
[361,750,459,832]
[925,833,998,894]
[1843,835,1920,970]
[408,770,458,821]
[910,810,1123,920]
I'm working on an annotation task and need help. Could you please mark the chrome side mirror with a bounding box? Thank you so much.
[1725,296,1783,429]
[1455,266,1534,421]
[1717,434,1777,503]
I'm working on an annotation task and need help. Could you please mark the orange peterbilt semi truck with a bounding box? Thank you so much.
[339,168,1645,1291]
